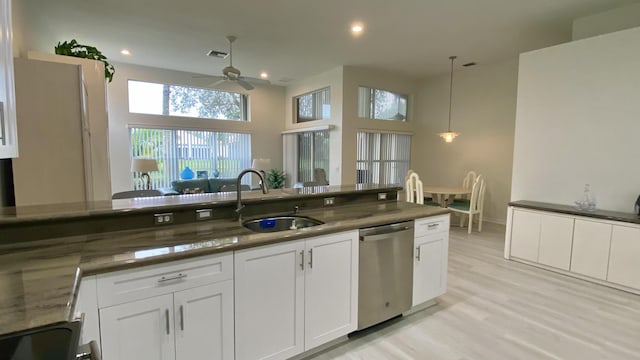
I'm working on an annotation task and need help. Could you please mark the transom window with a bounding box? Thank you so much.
[294,87,330,122]
[128,80,248,121]
[130,127,251,189]
[356,131,411,185]
[358,86,408,121]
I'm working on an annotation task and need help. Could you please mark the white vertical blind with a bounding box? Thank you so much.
[356,131,411,185]
[130,127,251,189]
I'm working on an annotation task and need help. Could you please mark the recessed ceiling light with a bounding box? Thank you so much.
[260,72,268,79]
[121,49,131,55]
[351,23,364,35]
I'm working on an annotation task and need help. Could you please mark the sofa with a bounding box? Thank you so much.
[159,178,239,196]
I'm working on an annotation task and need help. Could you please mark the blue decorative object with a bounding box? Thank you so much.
[213,169,220,178]
[180,166,195,180]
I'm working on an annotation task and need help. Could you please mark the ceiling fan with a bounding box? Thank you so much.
[203,35,270,90]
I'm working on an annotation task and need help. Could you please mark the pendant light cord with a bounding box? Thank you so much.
[448,56,456,132]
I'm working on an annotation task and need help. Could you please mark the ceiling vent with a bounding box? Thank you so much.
[207,50,228,59]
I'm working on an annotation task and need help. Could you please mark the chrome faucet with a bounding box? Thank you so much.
[235,168,269,216]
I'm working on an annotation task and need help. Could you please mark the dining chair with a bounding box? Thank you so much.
[405,172,424,204]
[454,170,478,204]
[448,175,486,233]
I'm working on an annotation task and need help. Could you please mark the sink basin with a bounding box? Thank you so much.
[243,216,324,233]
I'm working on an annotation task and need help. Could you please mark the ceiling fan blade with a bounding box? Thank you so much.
[241,76,271,85]
[192,74,215,79]
[209,78,227,87]
[236,78,254,90]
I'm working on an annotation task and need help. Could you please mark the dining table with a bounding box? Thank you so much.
[423,185,471,207]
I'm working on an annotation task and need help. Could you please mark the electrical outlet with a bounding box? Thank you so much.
[196,209,213,221]
[378,193,388,200]
[154,213,174,225]
[324,197,335,206]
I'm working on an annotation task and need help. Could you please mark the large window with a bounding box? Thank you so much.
[358,87,408,121]
[297,130,330,183]
[130,127,251,189]
[128,80,248,121]
[295,87,330,122]
[356,131,411,185]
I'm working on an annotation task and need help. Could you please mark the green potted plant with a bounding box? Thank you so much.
[54,39,115,82]
[266,169,286,189]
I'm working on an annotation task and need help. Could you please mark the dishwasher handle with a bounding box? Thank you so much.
[359,226,413,242]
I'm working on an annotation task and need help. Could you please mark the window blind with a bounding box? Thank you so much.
[130,127,251,189]
[356,131,411,185]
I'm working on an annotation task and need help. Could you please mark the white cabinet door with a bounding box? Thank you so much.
[413,232,448,306]
[234,240,305,360]
[100,294,175,360]
[174,280,234,360]
[607,225,640,289]
[304,231,358,350]
[510,210,541,262]
[538,214,574,270]
[571,219,612,280]
[0,0,17,159]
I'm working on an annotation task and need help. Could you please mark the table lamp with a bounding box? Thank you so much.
[131,158,158,190]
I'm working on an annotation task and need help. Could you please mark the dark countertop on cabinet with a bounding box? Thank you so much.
[509,200,640,225]
[0,199,448,336]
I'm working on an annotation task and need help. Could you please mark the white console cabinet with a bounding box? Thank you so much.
[234,230,358,360]
[506,206,640,295]
[0,0,17,158]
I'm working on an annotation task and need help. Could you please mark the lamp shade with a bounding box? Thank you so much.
[251,158,272,171]
[131,158,158,173]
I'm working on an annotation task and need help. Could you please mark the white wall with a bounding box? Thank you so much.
[572,3,640,40]
[341,66,421,185]
[284,67,343,185]
[414,59,518,224]
[512,26,640,213]
[108,63,285,193]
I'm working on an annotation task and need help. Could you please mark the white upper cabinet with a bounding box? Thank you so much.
[0,0,17,158]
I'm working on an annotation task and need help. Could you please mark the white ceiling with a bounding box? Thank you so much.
[20,0,639,85]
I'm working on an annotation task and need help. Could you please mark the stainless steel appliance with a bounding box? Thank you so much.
[357,220,414,330]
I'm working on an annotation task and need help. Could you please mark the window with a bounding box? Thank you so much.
[358,87,408,121]
[130,127,251,189]
[128,80,248,121]
[297,130,330,183]
[294,87,330,122]
[356,131,411,185]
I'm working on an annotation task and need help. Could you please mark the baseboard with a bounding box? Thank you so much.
[484,217,506,225]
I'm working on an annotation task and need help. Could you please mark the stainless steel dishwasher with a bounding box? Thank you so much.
[357,220,414,330]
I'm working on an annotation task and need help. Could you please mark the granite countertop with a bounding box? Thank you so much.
[0,184,397,224]
[510,200,640,224]
[0,200,448,336]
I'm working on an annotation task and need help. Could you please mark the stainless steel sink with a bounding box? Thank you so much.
[243,216,324,233]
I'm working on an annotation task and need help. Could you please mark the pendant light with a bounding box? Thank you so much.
[439,55,460,143]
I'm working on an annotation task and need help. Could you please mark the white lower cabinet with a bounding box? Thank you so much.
[234,230,358,360]
[413,232,448,306]
[570,219,612,280]
[509,209,541,262]
[538,214,574,270]
[100,294,176,360]
[96,252,235,360]
[607,225,640,289]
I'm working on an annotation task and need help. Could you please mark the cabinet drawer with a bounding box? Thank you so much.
[415,215,450,237]
[97,252,233,308]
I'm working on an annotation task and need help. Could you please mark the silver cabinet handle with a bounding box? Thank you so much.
[165,309,170,335]
[300,250,305,270]
[308,248,313,269]
[179,305,184,331]
[416,246,421,261]
[427,223,439,229]
[158,273,187,283]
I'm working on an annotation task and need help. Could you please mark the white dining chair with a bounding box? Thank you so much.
[454,170,478,205]
[405,172,424,204]
[448,175,486,233]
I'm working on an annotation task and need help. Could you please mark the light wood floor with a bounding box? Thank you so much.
[308,222,640,360]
